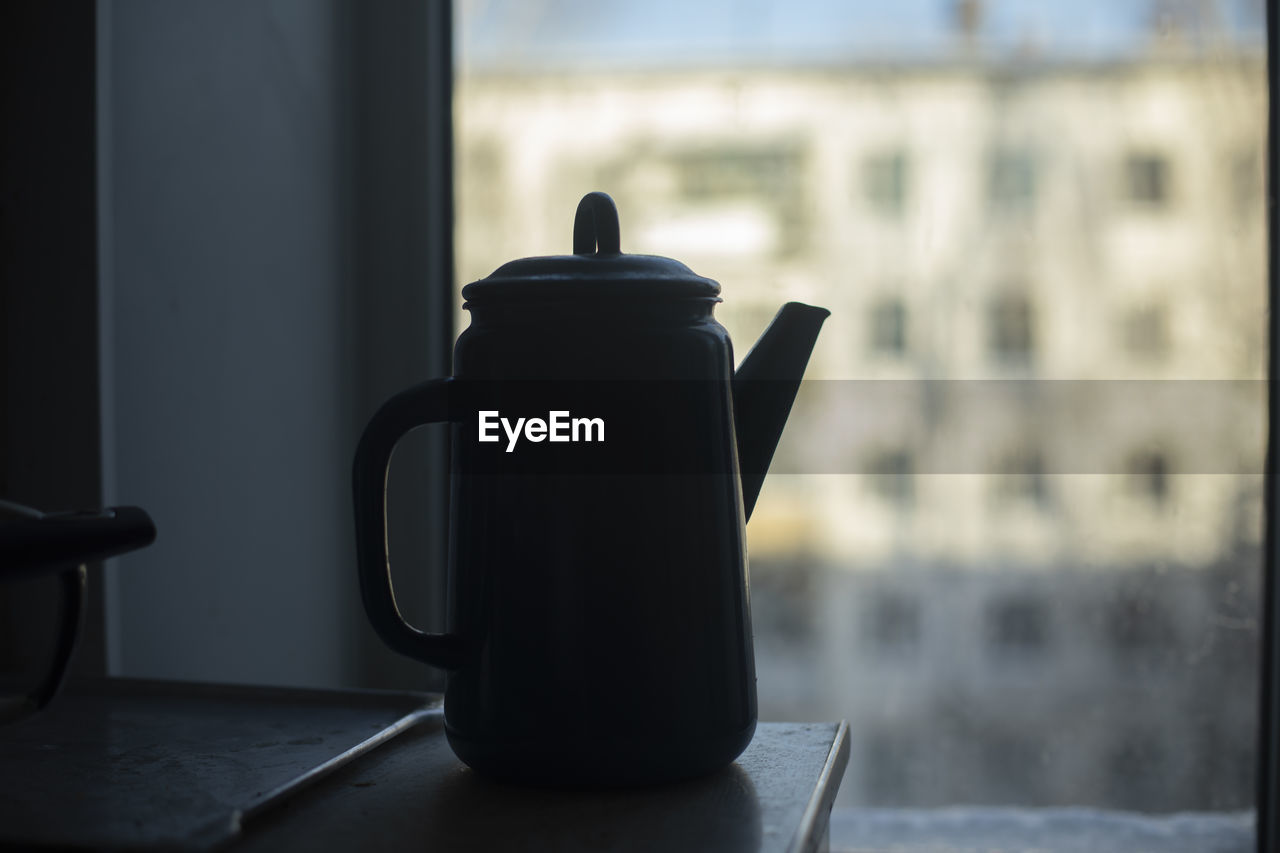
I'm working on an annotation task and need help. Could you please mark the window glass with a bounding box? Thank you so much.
[863,150,910,217]
[1231,147,1262,215]
[1124,151,1172,207]
[985,595,1051,655]
[1126,450,1172,507]
[988,292,1035,365]
[988,148,1036,214]
[866,449,916,507]
[868,297,908,356]
[454,0,1265,815]
[992,448,1048,507]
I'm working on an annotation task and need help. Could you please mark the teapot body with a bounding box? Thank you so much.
[355,192,826,787]
[442,299,757,784]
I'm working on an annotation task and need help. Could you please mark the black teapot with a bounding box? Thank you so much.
[354,192,827,786]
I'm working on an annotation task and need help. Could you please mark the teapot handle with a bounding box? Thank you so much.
[353,377,468,670]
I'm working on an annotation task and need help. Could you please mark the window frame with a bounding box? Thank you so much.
[1258,6,1278,852]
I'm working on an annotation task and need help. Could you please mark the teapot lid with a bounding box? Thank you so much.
[461,192,721,303]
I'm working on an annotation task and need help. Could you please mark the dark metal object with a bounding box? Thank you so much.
[0,500,156,720]
[0,502,156,580]
[26,563,86,716]
[353,192,828,785]
[0,678,439,850]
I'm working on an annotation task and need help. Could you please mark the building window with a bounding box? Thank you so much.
[1105,590,1178,662]
[1231,148,1261,215]
[866,450,915,506]
[673,146,802,201]
[985,595,1050,655]
[868,297,908,356]
[992,449,1049,507]
[865,591,921,654]
[1124,152,1171,207]
[668,145,807,255]
[1122,304,1170,359]
[750,560,815,645]
[862,150,909,217]
[988,292,1035,364]
[987,148,1036,214]
[462,139,504,218]
[1127,450,1171,506]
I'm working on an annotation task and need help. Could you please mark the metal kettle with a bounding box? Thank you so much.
[354,192,827,785]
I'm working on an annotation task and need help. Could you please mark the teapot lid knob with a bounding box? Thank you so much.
[461,190,720,302]
[573,192,621,256]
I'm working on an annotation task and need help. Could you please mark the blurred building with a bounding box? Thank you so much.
[455,41,1265,809]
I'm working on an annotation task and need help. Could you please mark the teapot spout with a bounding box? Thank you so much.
[733,302,830,521]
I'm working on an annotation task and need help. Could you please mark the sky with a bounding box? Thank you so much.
[456,0,1266,70]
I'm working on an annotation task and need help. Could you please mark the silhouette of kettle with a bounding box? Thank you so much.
[354,192,827,785]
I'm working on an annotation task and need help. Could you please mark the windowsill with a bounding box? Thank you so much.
[830,806,1253,853]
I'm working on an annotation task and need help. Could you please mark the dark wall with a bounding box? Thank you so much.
[103,0,360,685]
[102,0,453,688]
[0,1,105,679]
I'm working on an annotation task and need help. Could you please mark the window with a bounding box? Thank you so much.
[865,450,915,507]
[1105,591,1178,662]
[664,145,807,256]
[868,297,908,356]
[1127,450,1171,506]
[865,591,921,655]
[454,1,1266,824]
[862,150,909,217]
[462,139,504,219]
[992,449,1048,507]
[1124,152,1171,207]
[988,148,1036,214]
[985,595,1050,655]
[1231,148,1261,216]
[673,146,802,202]
[988,292,1035,364]
[750,559,816,645]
